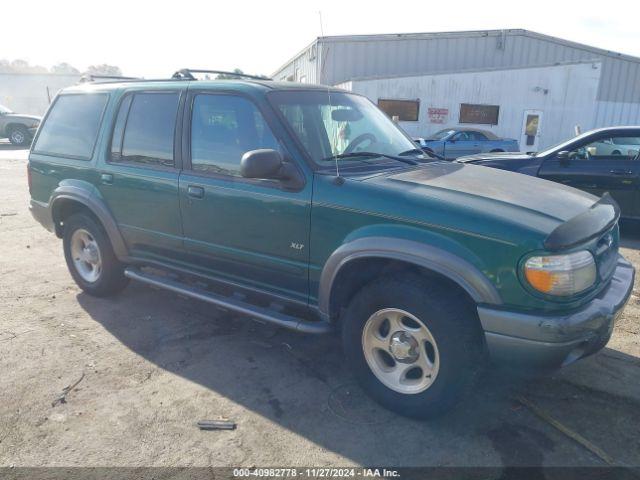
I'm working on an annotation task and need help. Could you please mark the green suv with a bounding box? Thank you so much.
[28,71,634,418]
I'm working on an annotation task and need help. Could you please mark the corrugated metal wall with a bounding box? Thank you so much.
[317,30,640,105]
[274,30,640,129]
[272,41,320,84]
[340,62,602,149]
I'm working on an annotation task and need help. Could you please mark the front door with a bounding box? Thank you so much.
[99,90,185,260]
[178,92,311,303]
[521,110,543,153]
[539,133,640,218]
[445,131,480,159]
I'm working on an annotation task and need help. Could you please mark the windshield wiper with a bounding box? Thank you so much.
[398,148,425,156]
[400,148,444,161]
[322,151,419,166]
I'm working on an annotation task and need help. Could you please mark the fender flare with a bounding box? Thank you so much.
[318,237,502,317]
[49,184,128,259]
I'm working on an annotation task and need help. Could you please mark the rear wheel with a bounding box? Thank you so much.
[341,274,485,419]
[8,126,29,146]
[63,213,129,296]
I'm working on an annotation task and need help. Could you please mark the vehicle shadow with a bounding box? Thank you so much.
[76,283,640,467]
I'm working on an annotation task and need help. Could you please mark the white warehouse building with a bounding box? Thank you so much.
[272,29,640,150]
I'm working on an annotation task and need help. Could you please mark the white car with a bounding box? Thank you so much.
[589,137,640,157]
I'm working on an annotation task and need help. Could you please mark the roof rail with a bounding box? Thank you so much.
[79,74,142,83]
[172,69,271,81]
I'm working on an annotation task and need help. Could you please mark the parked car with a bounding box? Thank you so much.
[456,127,640,219]
[416,128,519,159]
[28,73,633,419]
[0,104,41,146]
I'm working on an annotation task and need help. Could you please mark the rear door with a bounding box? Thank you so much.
[539,133,640,218]
[178,91,312,304]
[98,89,185,260]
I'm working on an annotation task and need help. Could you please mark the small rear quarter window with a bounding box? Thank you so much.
[33,94,108,160]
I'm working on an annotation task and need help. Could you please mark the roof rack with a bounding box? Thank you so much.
[79,74,143,83]
[172,69,271,81]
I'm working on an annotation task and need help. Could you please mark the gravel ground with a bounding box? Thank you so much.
[0,147,639,468]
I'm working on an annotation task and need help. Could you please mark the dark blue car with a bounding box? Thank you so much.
[456,126,640,219]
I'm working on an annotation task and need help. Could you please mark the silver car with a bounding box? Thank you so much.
[0,105,41,146]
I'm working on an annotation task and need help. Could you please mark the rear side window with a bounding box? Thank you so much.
[33,94,108,159]
[110,92,180,167]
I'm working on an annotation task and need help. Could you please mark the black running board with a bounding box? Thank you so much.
[124,267,332,334]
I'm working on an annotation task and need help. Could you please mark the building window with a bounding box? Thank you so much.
[459,103,500,125]
[377,99,420,122]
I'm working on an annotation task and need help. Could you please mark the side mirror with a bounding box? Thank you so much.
[240,149,304,190]
[557,150,570,164]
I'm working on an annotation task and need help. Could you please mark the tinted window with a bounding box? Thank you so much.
[34,94,108,159]
[191,95,279,176]
[111,92,179,167]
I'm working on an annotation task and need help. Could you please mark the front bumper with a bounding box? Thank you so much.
[478,255,634,367]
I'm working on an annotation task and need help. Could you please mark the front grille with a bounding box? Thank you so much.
[595,225,618,282]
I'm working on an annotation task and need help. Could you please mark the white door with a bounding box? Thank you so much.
[521,110,543,152]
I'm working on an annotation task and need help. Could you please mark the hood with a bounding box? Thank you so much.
[369,162,600,237]
[455,152,533,163]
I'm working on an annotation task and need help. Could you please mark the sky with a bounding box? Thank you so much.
[5,0,640,78]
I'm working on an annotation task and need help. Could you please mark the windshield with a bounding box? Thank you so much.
[0,105,13,114]
[268,90,418,164]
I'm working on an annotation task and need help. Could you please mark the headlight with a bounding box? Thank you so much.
[524,251,596,296]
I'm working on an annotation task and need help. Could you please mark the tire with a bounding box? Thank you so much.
[612,150,622,155]
[490,149,504,153]
[63,213,129,297]
[341,274,485,419]
[8,125,29,146]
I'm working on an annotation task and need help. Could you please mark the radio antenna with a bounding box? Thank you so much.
[318,11,340,180]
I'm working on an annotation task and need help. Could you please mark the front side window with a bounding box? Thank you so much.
[190,94,279,176]
[33,94,108,159]
[571,136,640,160]
[427,129,455,141]
[110,92,179,167]
[269,91,417,165]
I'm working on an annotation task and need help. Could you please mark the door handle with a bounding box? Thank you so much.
[609,169,633,175]
[100,173,114,185]
[187,185,204,199]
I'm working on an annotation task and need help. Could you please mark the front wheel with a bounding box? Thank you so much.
[63,213,129,297]
[341,274,485,419]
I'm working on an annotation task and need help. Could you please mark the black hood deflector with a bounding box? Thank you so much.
[544,193,619,251]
